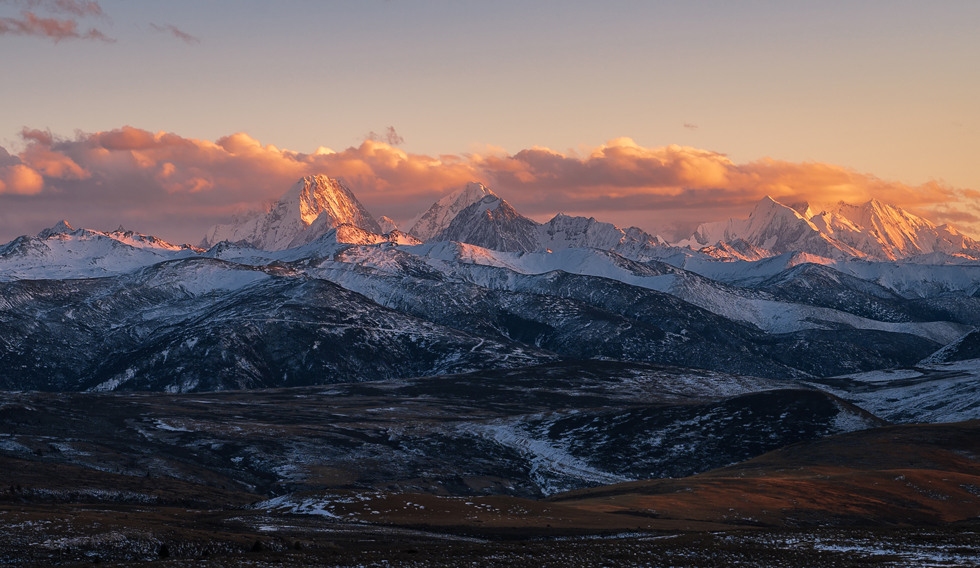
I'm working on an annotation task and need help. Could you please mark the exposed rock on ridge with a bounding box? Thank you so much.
[683,195,980,261]
[408,182,496,241]
[201,175,381,251]
[435,195,540,252]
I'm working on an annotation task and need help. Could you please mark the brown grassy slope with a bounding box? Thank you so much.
[0,455,258,508]
[547,420,980,527]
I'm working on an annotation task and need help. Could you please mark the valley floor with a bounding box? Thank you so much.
[1,501,979,567]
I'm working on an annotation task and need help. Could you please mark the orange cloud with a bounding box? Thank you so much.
[0,10,111,41]
[471,138,974,238]
[0,164,44,195]
[473,138,948,207]
[0,146,43,195]
[0,128,976,244]
[19,143,87,180]
[0,127,478,243]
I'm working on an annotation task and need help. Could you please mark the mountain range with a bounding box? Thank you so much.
[679,195,980,261]
[2,173,980,392]
[199,173,980,263]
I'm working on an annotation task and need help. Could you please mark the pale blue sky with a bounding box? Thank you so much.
[1,1,978,242]
[2,1,976,181]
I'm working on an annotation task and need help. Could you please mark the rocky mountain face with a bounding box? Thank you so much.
[201,175,381,250]
[0,258,550,392]
[417,185,667,258]
[435,195,541,252]
[407,182,496,241]
[814,199,980,259]
[682,196,863,259]
[536,214,666,257]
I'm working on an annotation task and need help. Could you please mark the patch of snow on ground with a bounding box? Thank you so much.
[812,359,980,424]
[459,420,631,495]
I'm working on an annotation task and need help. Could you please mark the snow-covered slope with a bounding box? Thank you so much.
[329,242,970,345]
[6,178,980,392]
[665,251,836,285]
[205,225,422,267]
[326,224,422,247]
[407,182,496,241]
[682,195,980,261]
[680,196,863,260]
[435,195,541,252]
[831,260,980,299]
[919,330,980,364]
[201,175,381,251]
[0,221,200,281]
[669,251,980,299]
[423,197,672,258]
[408,183,673,259]
[696,238,775,262]
[812,199,980,260]
[376,216,398,234]
[809,359,980,424]
[535,214,667,258]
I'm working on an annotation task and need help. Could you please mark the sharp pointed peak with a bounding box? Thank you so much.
[38,220,74,238]
[752,195,796,211]
[300,173,338,183]
[376,215,399,233]
[202,172,378,250]
[290,175,354,198]
[863,197,899,214]
[749,195,797,217]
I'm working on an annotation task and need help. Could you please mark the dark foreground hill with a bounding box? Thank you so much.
[0,361,878,499]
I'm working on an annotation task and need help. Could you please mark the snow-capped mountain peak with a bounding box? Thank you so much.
[408,182,497,241]
[376,216,399,234]
[684,195,839,255]
[37,220,74,238]
[679,194,980,261]
[536,213,666,258]
[201,175,381,251]
[434,195,540,252]
[813,199,980,260]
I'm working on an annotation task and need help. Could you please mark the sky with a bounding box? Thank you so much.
[1,0,978,245]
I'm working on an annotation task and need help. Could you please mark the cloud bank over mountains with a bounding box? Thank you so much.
[0,126,975,245]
